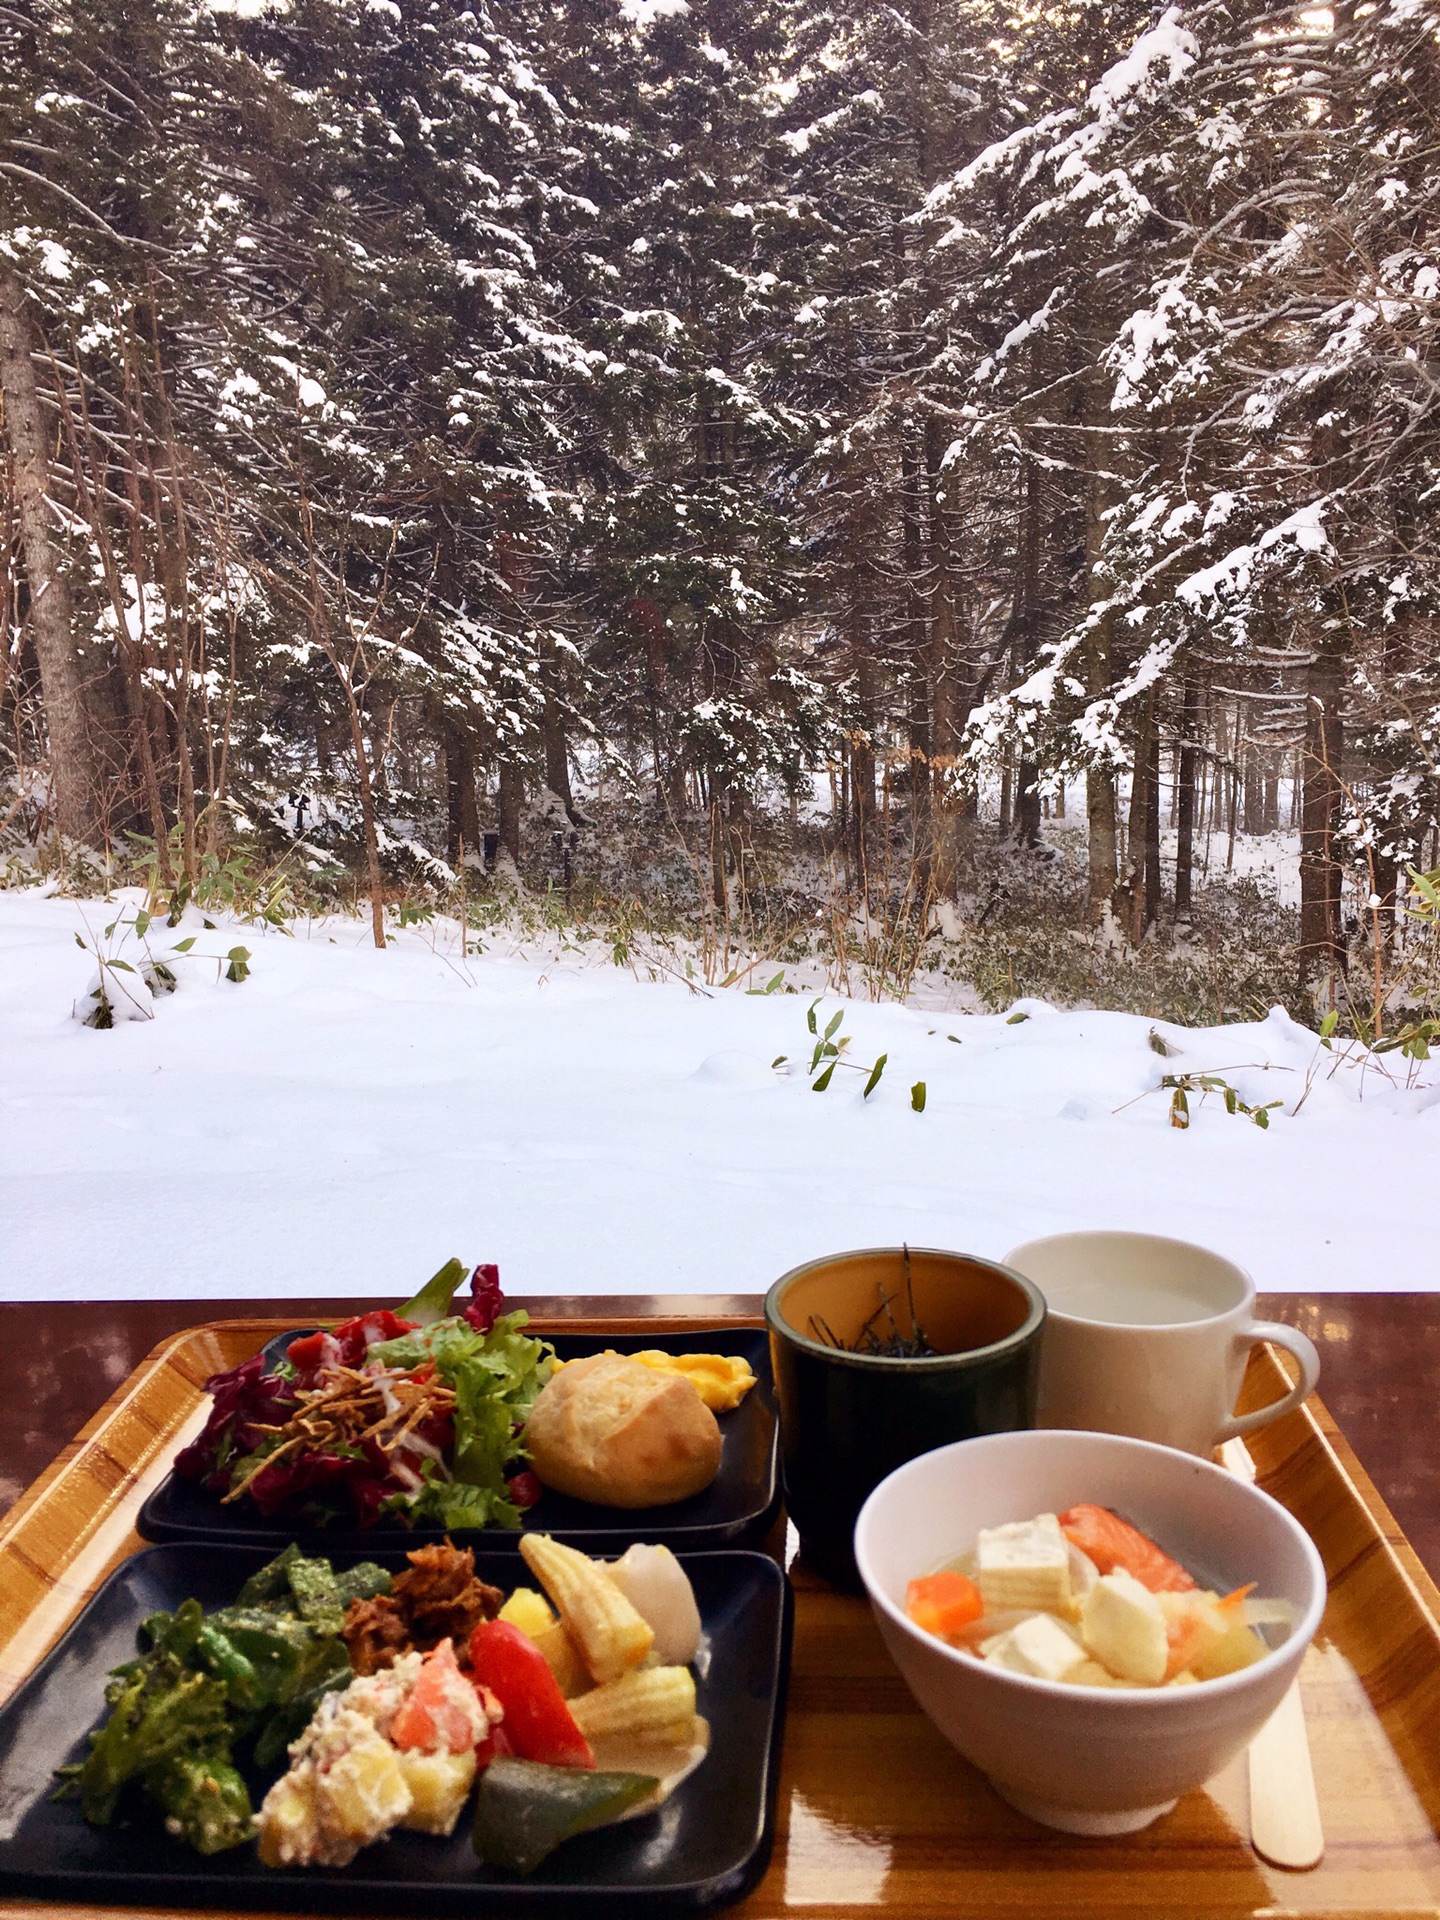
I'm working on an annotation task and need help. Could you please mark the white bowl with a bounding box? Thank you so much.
[853,1428,1326,1834]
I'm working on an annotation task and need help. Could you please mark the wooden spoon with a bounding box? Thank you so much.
[1219,1437,1325,1870]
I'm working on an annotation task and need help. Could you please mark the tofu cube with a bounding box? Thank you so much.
[1082,1569,1168,1684]
[979,1612,1085,1682]
[976,1513,1073,1615]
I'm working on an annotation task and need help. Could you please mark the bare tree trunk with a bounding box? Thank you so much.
[1243,735,1264,835]
[1014,461,1043,848]
[142,299,199,884]
[900,427,931,878]
[539,631,576,817]
[849,599,875,886]
[1175,671,1199,914]
[1225,703,1239,872]
[634,596,684,816]
[1121,706,1167,944]
[709,794,730,920]
[1123,703,1155,942]
[1087,768,1117,923]
[0,266,105,841]
[315,612,385,948]
[926,416,965,895]
[1298,635,1346,992]
[443,724,479,864]
[1082,470,1118,921]
[1143,724,1161,930]
[498,759,524,867]
[1372,845,1399,966]
[345,699,386,950]
[1261,754,1280,834]
[65,358,172,869]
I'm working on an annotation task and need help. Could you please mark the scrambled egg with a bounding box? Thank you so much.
[552,1349,757,1412]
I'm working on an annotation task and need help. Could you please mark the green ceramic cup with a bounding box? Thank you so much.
[765,1246,1047,1590]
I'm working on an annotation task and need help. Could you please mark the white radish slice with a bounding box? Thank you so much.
[608,1544,703,1665]
[1240,1597,1299,1631]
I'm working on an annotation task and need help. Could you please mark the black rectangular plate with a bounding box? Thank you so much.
[0,1542,791,1915]
[138,1328,778,1556]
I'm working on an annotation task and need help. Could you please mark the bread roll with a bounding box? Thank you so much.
[525,1353,723,1508]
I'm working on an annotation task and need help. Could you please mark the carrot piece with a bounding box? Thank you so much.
[1163,1599,1208,1680]
[1059,1504,1197,1594]
[906,1570,985,1638]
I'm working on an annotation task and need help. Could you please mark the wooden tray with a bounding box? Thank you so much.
[2,1316,1439,1919]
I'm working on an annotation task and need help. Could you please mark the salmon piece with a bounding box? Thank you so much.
[1059,1504,1197,1594]
[392,1639,481,1753]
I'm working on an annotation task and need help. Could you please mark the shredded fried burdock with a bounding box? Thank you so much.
[224,1366,457,1504]
[343,1543,503,1676]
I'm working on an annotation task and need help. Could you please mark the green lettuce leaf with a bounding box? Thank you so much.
[397,1256,469,1325]
[368,1311,555,1529]
[383,1465,522,1533]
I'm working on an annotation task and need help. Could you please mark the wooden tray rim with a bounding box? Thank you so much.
[3,1311,1440,1920]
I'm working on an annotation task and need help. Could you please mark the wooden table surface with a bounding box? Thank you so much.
[3,1291,1437,1582]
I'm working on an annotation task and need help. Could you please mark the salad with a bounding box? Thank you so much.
[175,1262,556,1530]
[60,1535,709,1876]
[905,1503,1295,1688]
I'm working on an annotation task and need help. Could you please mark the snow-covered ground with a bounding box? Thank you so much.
[1,887,1435,1302]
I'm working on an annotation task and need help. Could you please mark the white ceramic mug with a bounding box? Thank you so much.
[1002,1230,1321,1456]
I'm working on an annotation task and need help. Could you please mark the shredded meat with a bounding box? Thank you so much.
[343,1594,413,1677]
[343,1541,503,1675]
[395,1542,505,1646]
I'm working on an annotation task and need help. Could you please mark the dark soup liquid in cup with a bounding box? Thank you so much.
[765,1247,1045,1590]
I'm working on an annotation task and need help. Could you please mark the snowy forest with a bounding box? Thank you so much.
[3,0,1439,1024]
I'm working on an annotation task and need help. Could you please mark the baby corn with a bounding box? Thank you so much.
[569,1665,696,1740]
[519,1533,654,1682]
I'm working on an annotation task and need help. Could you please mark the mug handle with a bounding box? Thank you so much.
[1217,1322,1321,1442]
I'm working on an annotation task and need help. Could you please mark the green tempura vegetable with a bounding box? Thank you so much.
[148,1749,255,1854]
[250,1636,352,1770]
[209,1548,389,1759]
[282,1552,353,1637]
[65,1621,234,1828]
[58,1547,390,1854]
[471,1757,659,1875]
[231,1541,389,1625]
[233,1542,306,1606]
